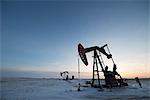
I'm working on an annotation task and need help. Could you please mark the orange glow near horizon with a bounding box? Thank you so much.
[77,49,150,79]
[120,69,150,78]
[78,59,150,78]
[79,70,150,79]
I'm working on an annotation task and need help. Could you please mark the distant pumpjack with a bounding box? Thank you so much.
[60,71,69,80]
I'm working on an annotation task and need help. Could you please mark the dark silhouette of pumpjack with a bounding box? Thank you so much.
[78,43,128,88]
[60,71,69,80]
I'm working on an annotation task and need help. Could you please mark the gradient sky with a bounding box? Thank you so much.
[1,0,149,78]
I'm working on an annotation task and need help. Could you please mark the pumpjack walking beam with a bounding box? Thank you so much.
[78,43,112,66]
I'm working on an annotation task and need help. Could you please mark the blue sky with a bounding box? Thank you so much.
[1,0,149,78]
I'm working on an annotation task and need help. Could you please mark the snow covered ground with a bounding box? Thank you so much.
[1,78,150,100]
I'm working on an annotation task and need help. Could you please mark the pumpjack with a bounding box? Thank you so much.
[60,71,75,80]
[78,43,128,88]
[60,71,69,80]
